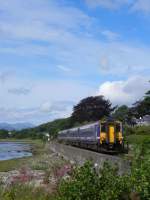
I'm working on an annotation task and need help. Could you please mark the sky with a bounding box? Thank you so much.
[0,0,150,125]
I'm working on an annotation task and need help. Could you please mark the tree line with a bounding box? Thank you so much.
[0,89,149,139]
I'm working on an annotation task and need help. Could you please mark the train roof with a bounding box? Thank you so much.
[58,121,99,134]
[58,119,122,134]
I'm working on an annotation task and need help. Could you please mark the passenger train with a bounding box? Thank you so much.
[58,118,128,153]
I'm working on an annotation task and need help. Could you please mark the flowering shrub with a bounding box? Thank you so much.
[11,168,33,185]
[55,141,150,200]
[54,164,72,178]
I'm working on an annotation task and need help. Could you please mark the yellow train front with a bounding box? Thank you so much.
[58,118,128,153]
[99,119,125,152]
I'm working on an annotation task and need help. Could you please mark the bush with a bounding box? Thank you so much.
[55,142,150,200]
[124,125,150,136]
[135,125,150,135]
[55,162,130,200]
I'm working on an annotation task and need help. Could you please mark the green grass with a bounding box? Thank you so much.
[125,133,150,161]
[127,134,150,145]
[0,184,54,200]
[0,158,30,172]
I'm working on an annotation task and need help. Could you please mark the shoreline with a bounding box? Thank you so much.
[0,139,45,172]
[0,141,68,193]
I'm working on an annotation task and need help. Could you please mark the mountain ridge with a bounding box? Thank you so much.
[0,122,34,131]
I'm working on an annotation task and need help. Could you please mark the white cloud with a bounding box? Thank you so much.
[98,42,150,75]
[85,0,131,10]
[0,100,74,125]
[0,0,92,42]
[8,87,31,95]
[132,0,150,13]
[0,71,15,83]
[101,30,120,41]
[100,55,110,72]
[40,100,74,119]
[0,0,149,78]
[1,30,150,78]
[40,102,52,113]
[0,0,150,124]
[0,77,95,108]
[98,76,150,105]
[85,0,150,14]
[57,65,71,72]
[0,73,95,124]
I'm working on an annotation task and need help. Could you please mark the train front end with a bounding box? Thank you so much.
[99,120,124,151]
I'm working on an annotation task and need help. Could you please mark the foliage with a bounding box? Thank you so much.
[127,135,150,146]
[112,90,150,124]
[131,90,150,118]
[71,95,113,123]
[125,125,150,136]
[112,105,129,122]
[39,118,72,138]
[55,155,150,200]
[54,135,150,200]
[56,162,124,200]
[130,140,150,200]
[0,129,9,138]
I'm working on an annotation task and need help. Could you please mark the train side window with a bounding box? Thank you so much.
[116,124,121,132]
[101,123,106,132]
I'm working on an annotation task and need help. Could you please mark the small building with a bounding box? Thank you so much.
[8,131,12,136]
[136,115,150,126]
[44,133,50,141]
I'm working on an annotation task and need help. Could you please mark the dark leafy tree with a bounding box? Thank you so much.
[0,129,9,138]
[146,90,150,95]
[71,96,113,123]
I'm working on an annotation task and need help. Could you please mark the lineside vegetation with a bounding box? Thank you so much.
[0,136,149,200]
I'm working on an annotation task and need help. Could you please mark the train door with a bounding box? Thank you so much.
[108,125,115,144]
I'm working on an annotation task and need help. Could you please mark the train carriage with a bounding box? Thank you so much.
[58,118,128,153]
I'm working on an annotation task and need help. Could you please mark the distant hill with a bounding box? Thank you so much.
[3,118,72,140]
[32,118,72,135]
[0,122,34,131]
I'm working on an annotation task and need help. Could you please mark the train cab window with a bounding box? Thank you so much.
[101,123,106,132]
[116,124,121,132]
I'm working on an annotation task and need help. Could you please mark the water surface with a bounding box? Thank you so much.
[0,142,32,161]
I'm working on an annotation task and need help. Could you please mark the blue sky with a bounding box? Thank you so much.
[0,0,150,125]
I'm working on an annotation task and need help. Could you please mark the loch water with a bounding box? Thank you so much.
[0,142,32,161]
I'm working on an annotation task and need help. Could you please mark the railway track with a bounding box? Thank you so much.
[66,143,120,155]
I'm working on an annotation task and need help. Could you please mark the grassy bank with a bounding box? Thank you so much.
[127,134,150,145]
[0,139,68,200]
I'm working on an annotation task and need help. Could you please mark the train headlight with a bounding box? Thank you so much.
[118,133,123,144]
[100,133,106,143]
